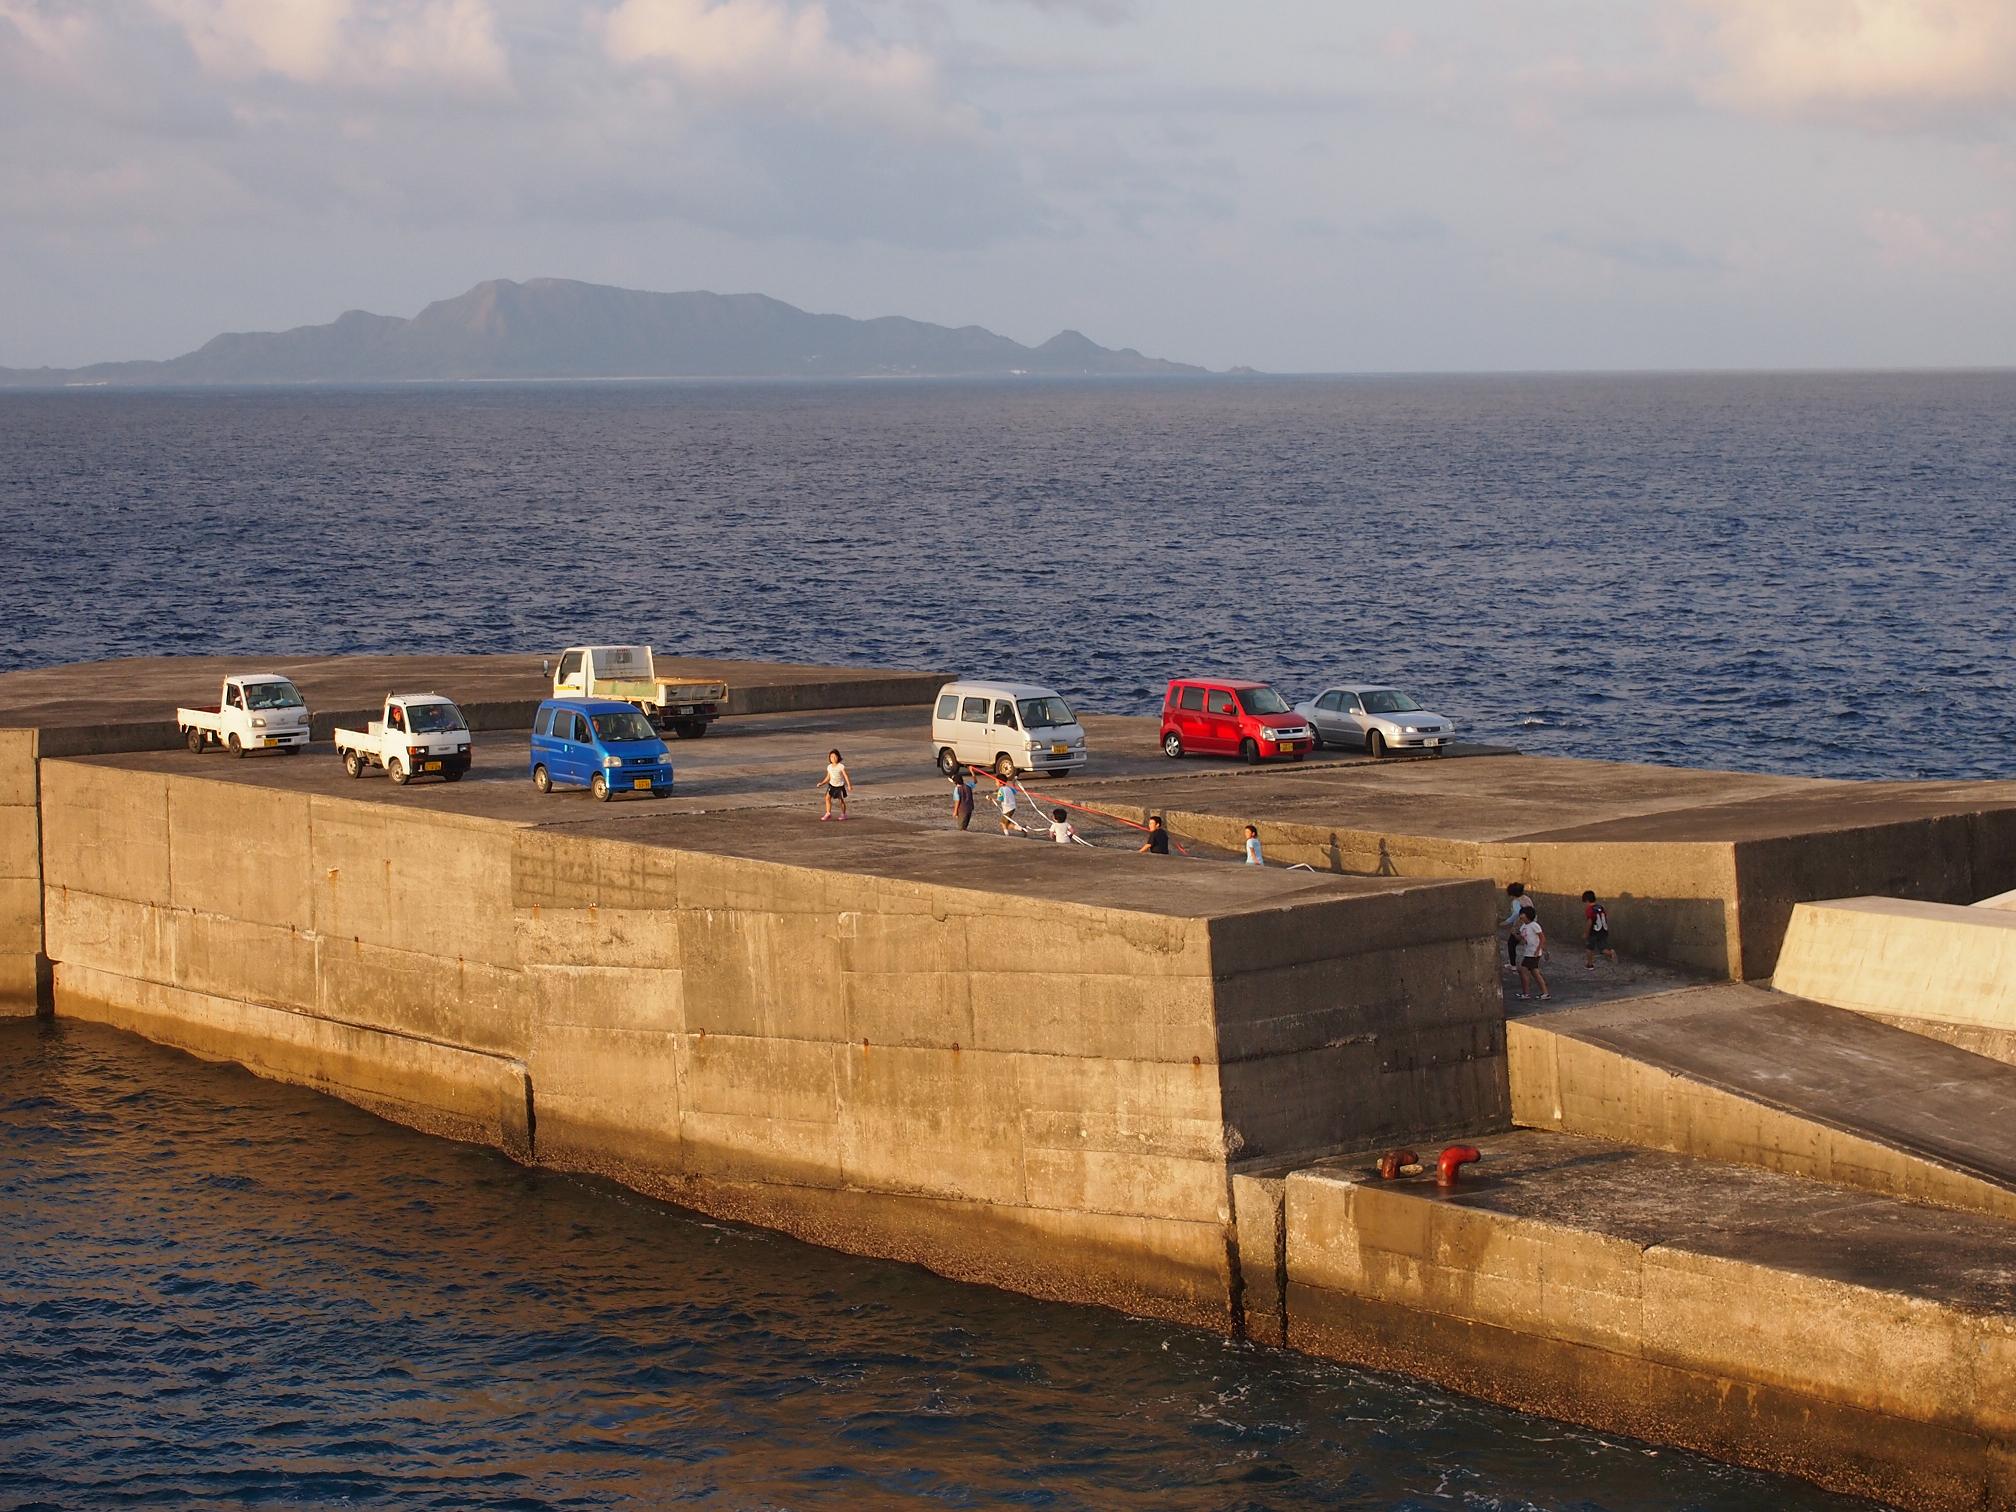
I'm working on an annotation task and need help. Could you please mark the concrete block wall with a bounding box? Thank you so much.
[1775,896,2016,1064]
[37,758,1508,1329]
[1279,1152,2016,1512]
[0,729,44,1014]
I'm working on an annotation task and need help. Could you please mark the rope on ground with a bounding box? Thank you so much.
[971,768,1195,857]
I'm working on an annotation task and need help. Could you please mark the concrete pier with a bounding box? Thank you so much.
[4,652,2015,1508]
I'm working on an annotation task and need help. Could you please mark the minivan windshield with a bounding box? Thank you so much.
[406,701,466,734]
[1239,687,1291,715]
[244,680,304,711]
[1017,696,1075,730]
[1361,690,1423,715]
[591,710,659,744]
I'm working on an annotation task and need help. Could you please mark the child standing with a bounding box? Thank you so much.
[819,749,851,821]
[1049,808,1077,845]
[950,771,974,831]
[1516,905,1549,1001]
[1243,824,1264,866]
[1583,890,1617,967]
[1502,883,1533,975]
[996,779,1019,835]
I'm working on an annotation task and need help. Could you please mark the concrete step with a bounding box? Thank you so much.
[1774,895,2016,1065]
[1508,981,2016,1223]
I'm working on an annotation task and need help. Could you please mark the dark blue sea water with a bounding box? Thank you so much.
[3,372,2011,778]
[1,374,1996,1508]
[0,1020,1875,1510]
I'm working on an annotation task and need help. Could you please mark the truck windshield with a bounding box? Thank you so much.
[592,711,658,744]
[244,681,304,711]
[1017,697,1075,730]
[1239,687,1291,715]
[405,702,465,734]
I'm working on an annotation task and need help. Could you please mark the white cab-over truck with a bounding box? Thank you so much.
[552,646,727,738]
[177,674,310,757]
[333,694,471,785]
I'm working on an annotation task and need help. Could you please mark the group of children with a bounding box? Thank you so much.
[1501,882,1618,1000]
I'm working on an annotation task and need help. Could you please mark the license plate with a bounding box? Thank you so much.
[424,761,442,771]
[633,777,652,790]
[1051,744,1069,756]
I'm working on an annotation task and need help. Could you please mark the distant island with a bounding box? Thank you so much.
[0,277,1209,387]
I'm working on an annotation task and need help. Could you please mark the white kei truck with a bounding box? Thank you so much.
[333,694,472,785]
[551,646,727,739]
[176,674,311,757]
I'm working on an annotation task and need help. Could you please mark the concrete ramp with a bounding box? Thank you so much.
[1509,982,2016,1222]
[1774,895,2016,1064]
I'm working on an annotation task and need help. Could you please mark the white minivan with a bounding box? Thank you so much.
[932,680,1088,779]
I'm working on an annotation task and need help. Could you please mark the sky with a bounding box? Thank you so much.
[1,0,2013,372]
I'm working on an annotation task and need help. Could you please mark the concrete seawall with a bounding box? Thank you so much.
[6,653,2015,1508]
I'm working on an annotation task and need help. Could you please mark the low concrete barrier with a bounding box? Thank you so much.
[1774,896,2016,1064]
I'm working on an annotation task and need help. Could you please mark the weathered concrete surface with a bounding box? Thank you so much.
[1021,742,2016,981]
[1283,1131,2016,1512]
[1776,897,2016,1066]
[37,745,1503,1330]
[1510,982,2016,1221]
[0,727,43,1014]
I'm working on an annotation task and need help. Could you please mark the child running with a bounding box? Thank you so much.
[1049,808,1077,845]
[1583,890,1617,967]
[1516,905,1549,1001]
[996,779,1020,835]
[819,749,851,821]
[1243,824,1264,866]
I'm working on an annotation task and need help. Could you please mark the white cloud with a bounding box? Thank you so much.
[1689,0,2016,124]
[147,0,511,92]
[602,0,956,131]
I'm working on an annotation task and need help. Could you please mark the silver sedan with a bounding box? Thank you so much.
[1294,685,1456,757]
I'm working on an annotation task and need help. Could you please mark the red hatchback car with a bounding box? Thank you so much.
[1159,679,1315,764]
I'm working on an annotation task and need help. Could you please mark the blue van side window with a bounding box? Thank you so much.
[535,706,555,737]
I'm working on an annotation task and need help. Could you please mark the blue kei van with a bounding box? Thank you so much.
[530,697,674,801]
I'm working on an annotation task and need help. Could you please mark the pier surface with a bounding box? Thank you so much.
[3,652,2014,1510]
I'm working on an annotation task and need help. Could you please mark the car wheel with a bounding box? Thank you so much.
[185,729,204,753]
[1367,730,1386,759]
[675,720,707,739]
[1432,745,1447,757]
[280,746,300,757]
[227,733,244,759]
[1162,732,1184,759]
[388,758,408,785]
[1309,727,1325,750]
[993,754,1017,781]
[650,784,671,798]
[343,751,365,779]
[443,769,464,782]
[937,747,961,777]
[1240,738,1260,766]
[591,772,611,802]
[533,764,552,794]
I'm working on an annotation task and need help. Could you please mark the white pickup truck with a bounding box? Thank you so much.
[177,674,311,757]
[333,694,471,785]
[552,645,727,739]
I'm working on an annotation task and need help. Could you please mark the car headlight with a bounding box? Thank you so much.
[251,716,266,728]
[603,754,622,767]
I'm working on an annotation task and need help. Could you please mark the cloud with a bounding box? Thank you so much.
[603,0,954,132]
[0,0,1043,246]
[148,0,511,92]
[1688,0,2016,125]
[1549,230,1726,274]
[1862,206,2013,270]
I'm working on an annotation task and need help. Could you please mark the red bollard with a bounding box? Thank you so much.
[1436,1145,1482,1187]
[1376,1149,1418,1180]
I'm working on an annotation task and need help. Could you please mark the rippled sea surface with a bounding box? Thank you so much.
[2,372,2011,777]
[1,1021,1876,1511]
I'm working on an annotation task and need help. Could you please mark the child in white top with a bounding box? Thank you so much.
[997,782,1019,834]
[1243,824,1264,866]
[1049,808,1077,844]
[819,749,850,821]
[1515,905,1549,1001]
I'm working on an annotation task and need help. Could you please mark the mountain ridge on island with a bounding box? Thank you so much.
[0,277,1210,386]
